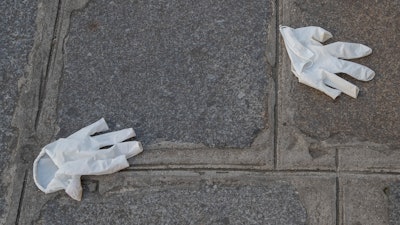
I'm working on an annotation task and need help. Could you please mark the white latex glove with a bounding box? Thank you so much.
[279,25,375,99]
[33,118,143,201]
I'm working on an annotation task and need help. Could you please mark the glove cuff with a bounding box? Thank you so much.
[280,25,314,74]
[33,149,60,193]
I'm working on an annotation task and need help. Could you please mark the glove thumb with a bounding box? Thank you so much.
[65,176,83,201]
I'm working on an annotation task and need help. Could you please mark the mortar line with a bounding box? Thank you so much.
[125,166,400,175]
[34,0,62,130]
[272,0,280,170]
[15,169,28,225]
[335,148,340,225]
[335,148,339,171]
[336,175,340,225]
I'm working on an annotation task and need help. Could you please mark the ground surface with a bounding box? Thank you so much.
[1,0,400,224]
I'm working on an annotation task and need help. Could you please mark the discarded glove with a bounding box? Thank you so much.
[279,25,375,99]
[33,118,143,201]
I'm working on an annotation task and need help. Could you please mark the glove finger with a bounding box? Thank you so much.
[322,70,359,98]
[298,72,341,99]
[294,26,332,42]
[67,141,142,161]
[114,141,143,159]
[324,42,372,59]
[315,82,341,99]
[68,118,109,139]
[333,59,375,81]
[65,176,83,201]
[92,128,136,147]
[58,155,129,176]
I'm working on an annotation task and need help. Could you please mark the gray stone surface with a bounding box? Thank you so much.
[278,0,400,170]
[340,175,400,225]
[19,172,307,225]
[339,142,400,172]
[287,174,336,225]
[388,182,400,225]
[0,0,37,223]
[284,0,400,143]
[4,0,400,224]
[58,0,271,148]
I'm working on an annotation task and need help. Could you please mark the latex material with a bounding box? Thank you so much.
[33,118,143,201]
[279,25,375,99]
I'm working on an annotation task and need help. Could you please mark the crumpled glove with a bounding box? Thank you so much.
[33,118,143,201]
[279,25,375,99]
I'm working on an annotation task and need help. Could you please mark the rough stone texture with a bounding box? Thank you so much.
[0,0,37,223]
[278,0,400,170]
[5,0,400,224]
[131,132,273,168]
[57,0,271,148]
[339,142,400,172]
[388,182,400,225]
[340,175,400,225]
[287,174,336,225]
[18,171,307,225]
[284,0,400,144]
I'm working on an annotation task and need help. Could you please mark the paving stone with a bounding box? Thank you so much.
[388,182,400,225]
[0,0,37,223]
[7,0,400,224]
[340,174,400,225]
[57,0,273,149]
[286,174,336,225]
[339,142,400,172]
[278,0,400,170]
[19,171,307,225]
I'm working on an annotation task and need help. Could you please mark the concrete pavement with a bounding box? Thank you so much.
[1,0,400,224]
